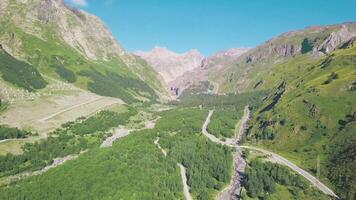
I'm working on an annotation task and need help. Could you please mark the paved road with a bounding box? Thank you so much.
[240,146,339,198]
[178,164,193,200]
[202,108,339,199]
[202,110,234,147]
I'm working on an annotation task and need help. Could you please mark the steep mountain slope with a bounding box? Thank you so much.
[134,47,204,83]
[245,45,356,199]
[172,23,355,199]
[0,0,167,103]
[229,23,356,199]
[215,23,356,93]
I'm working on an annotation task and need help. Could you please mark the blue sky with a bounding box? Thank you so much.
[67,0,356,55]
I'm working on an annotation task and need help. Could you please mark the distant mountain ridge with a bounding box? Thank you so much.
[209,22,356,93]
[135,47,250,94]
[134,47,204,83]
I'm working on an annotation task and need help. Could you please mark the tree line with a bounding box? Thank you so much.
[0,125,33,140]
[0,108,136,178]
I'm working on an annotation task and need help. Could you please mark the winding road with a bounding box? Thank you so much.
[154,138,167,157]
[201,107,339,199]
[154,136,192,200]
[202,110,235,147]
[240,146,339,198]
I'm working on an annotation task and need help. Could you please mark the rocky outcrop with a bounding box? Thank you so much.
[0,0,168,101]
[1,0,125,60]
[243,23,356,64]
[38,0,125,60]
[245,43,300,63]
[134,47,204,83]
[339,36,356,49]
[317,25,356,54]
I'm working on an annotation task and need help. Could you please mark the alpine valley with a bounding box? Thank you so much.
[0,1,354,200]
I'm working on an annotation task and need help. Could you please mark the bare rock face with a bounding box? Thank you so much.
[317,24,356,54]
[134,47,204,83]
[243,23,356,64]
[2,0,125,60]
[210,48,250,59]
[340,37,356,49]
[244,40,301,63]
[167,48,249,94]
[39,0,125,60]
[203,48,250,69]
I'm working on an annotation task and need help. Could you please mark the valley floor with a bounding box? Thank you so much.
[0,100,338,200]
[201,107,336,200]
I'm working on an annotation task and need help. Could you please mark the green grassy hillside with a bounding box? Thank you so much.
[0,23,163,103]
[241,150,330,200]
[0,1,167,104]
[0,47,47,91]
[244,45,356,199]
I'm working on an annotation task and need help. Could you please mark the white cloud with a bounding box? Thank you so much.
[69,0,88,7]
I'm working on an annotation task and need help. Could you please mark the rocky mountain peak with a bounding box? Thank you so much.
[209,48,250,60]
[134,47,204,83]
[1,0,125,60]
[243,23,356,64]
[317,24,356,53]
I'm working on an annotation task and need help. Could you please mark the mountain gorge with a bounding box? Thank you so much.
[135,47,204,84]
[136,47,250,95]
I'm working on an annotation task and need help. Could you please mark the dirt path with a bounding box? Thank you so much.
[0,154,80,186]
[38,96,125,123]
[178,163,193,200]
[240,146,339,198]
[202,107,339,199]
[100,128,131,148]
[38,97,105,122]
[101,118,159,148]
[154,137,167,157]
[0,137,31,144]
[154,135,192,200]
[2,117,158,185]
